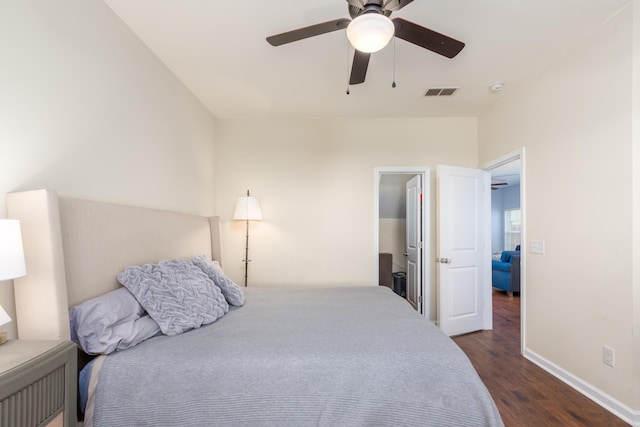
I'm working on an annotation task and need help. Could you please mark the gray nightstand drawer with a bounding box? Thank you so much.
[0,340,77,427]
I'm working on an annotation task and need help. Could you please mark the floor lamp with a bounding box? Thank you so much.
[0,219,27,344]
[233,190,262,287]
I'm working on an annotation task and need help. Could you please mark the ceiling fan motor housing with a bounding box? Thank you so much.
[349,2,392,19]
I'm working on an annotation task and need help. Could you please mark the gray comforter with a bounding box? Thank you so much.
[90,287,503,426]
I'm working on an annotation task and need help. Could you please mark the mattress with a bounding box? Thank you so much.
[82,286,503,426]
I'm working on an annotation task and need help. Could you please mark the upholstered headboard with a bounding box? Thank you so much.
[6,189,222,341]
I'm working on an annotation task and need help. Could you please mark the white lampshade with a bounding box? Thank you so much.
[233,195,263,221]
[0,219,26,281]
[0,305,11,327]
[347,13,395,53]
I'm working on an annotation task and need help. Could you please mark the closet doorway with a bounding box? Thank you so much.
[373,167,431,320]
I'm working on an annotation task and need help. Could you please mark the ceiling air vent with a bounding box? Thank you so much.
[424,87,459,97]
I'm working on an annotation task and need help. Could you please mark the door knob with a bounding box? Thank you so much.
[403,252,408,256]
[437,257,452,264]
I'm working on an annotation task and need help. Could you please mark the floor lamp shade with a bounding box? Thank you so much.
[233,195,263,221]
[0,219,26,281]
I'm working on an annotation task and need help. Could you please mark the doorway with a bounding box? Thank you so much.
[483,148,526,353]
[374,167,430,319]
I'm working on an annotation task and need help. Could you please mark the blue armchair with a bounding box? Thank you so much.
[491,250,521,296]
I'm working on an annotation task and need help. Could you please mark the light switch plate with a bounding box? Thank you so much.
[530,240,545,254]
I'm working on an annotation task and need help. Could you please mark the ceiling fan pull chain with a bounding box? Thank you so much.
[346,36,351,95]
[392,36,397,88]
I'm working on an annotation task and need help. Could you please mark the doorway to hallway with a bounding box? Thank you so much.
[483,148,525,353]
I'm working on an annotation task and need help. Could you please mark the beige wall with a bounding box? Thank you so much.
[0,1,217,338]
[214,118,477,288]
[631,0,640,412]
[379,218,407,272]
[479,3,636,410]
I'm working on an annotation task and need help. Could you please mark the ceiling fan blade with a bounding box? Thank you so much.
[392,18,465,58]
[266,18,350,46]
[382,0,415,11]
[349,50,371,85]
[346,0,366,9]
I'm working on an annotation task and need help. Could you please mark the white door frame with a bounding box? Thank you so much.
[374,167,431,319]
[482,148,526,354]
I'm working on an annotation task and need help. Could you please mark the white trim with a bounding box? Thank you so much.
[482,147,526,353]
[374,167,431,320]
[524,348,640,426]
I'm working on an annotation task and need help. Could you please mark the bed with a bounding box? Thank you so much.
[7,189,504,427]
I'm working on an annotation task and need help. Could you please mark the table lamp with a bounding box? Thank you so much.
[0,219,27,344]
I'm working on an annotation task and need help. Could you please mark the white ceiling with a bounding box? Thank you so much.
[104,0,629,119]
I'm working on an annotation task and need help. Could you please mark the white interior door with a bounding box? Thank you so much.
[437,165,491,336]
[405,175,421,312]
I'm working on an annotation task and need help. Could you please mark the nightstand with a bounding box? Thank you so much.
[0,340,77,427]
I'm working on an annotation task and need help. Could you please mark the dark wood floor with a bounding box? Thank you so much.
[452,291,629,427]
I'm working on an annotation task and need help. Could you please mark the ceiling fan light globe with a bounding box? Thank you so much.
[347,14,395,53]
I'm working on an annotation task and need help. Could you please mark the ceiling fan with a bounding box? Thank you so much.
[266,0,465,85]
[491,181,508,190]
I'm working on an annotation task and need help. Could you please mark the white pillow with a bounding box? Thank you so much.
[69,287,160,355]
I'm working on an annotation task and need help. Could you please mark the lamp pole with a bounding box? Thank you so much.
[242,191,250,287]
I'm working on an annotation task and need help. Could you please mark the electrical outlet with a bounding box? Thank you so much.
[603,345,615,368]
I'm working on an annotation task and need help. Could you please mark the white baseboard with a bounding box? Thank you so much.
[524,348,639,426]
